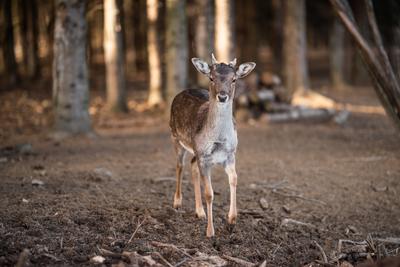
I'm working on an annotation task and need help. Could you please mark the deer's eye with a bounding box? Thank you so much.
[209,77,214,82]
[232,78,236,83]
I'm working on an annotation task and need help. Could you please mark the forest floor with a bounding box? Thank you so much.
[0,84,400,267]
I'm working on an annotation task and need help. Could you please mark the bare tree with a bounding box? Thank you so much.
[53,0,91,134]
[195,0,213,88]
[165,0,188,106]
[330,18,346,89]
[215,0,234,62]
[1,0,18,84]
[133,0,148,75]
[104,0,127,112]
[282,0,309,102]
[330,0,400,129]
[147,0,163,106]
[124,0,137,75]
[20,0,40,79]
[271,0,283,75]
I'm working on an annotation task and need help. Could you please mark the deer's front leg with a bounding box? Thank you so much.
[224,159,237,224]
[198,161,214,237]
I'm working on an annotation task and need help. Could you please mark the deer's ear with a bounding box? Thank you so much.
[192,58,210,76]
[236,62,256,78]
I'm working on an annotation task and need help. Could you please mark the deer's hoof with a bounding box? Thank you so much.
[196,207,206,219]
[173,196,182,209]
[228,214,237,225]
[206,227,215,238]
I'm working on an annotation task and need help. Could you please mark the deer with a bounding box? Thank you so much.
[169,54,256,237]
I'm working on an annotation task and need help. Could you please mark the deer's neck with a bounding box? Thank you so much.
[205,100,234,134]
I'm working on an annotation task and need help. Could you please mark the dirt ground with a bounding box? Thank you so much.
[0,85,400,267]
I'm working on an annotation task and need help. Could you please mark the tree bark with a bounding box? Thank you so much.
[53,0,91,134]
[165,0,188,107]
[1,0,18,84]
[133,0,148,76]
[146,0,163,106]
[330,18,345,89]
[215,0,234,62]
[37,0,55,62]
[21,0,40,79]
[124,0,137,75]
[282,0,309,102]
[104,0,127,112]
[388,27,400,81]
[195,0,213,88]
[271,0,283,75]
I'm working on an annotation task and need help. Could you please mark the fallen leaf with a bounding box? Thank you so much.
[32,179,44,186]
[259,198,269,210]
[90,255,105,264]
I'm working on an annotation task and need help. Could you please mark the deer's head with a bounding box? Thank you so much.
[192,54,256,103]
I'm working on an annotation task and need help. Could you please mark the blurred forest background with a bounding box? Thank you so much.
[0,0,399,137]
[1,1,400,266]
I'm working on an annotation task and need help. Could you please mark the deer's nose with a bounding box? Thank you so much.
[217,92,228,103]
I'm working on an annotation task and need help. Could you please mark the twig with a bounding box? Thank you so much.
[42,253,61,262]
[315,260,336,267]
[338,239,367,252]
[152,252,174,267]
[281,218,316,228]
[271,242,282,258]
[313,241,328,263]
[374,237,400,245]
[98,247,122,259]
[95,184,109,204]
[128,217,147,243]
[173,257,189,267]
[264,179,287,190]
[272,190,327,205]
[150,241,193,259]
[222,255,256,267]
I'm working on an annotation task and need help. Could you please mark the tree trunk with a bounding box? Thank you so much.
[195,0,213,88]
[146,0,163,106]
[165,0,188,107]
[215,0,234,62]
[388,27,400,81]
[53,0,91,134]
[124,0,137,75]
[104,0,127,112]
[1,0,18,84]
[133,0,148,76]
[350,0,370,85]
[282,0,309,102]
[271,0,283,75]
[330,0,400,130]
[21,0,40,79]
[37,0,55,62]
[330,18,345,89]
[241,0,258,62]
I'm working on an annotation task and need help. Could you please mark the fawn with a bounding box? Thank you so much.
[169,54,256,237]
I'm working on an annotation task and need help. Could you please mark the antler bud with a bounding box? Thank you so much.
[211,53,218,65]
[229,58,237,67]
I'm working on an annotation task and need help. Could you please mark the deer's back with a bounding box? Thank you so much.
[170,89,209,143]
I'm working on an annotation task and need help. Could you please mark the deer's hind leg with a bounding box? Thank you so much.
[191,156,206,218]
[173,139,186,209]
